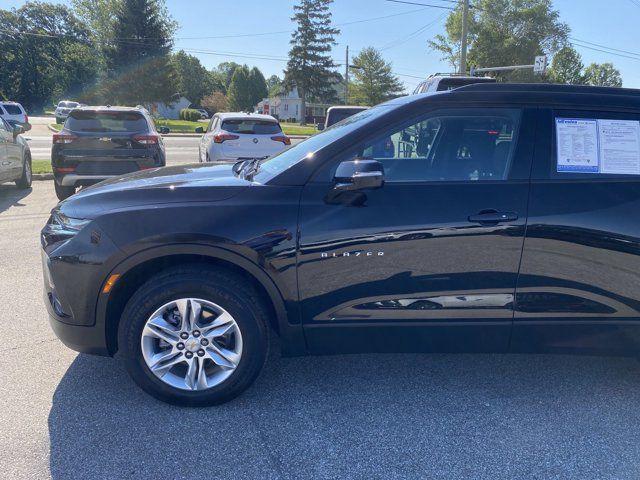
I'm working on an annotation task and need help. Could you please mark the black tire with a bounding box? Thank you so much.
[15,153,32,189]
[118,266,269,406]
[54,182,75,201]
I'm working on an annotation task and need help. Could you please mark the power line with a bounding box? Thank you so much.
[380,12,448,51]
[570,40,640,62]
[570,37,640,58]
[385,0,455,10]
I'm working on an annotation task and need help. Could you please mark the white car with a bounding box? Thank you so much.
[0,101,30,131]
[198,112,290,163]
[54,100,80,124]
[196,108,209,119]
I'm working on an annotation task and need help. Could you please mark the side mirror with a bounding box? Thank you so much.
[12,125,25,137]
[316,123,325,131]
[195,126,204,134]
[333,159,384,192]
[158,126,170,134]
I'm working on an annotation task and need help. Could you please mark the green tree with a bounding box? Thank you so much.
[266,75,284,97]
[172,50,221,104]
[216,62,243,90]
[248,67,268,107]
[227,66,252,111]
[548,47,584,84]
[284,0,340,123]
[429,0,568,80]
[0,2,97,111]
[104,0,178,104]
[349,47,404,106]
[583,63,623,87]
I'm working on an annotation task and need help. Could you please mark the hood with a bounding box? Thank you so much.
[59,162,251,219]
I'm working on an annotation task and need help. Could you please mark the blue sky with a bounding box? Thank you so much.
[6,0,640,90]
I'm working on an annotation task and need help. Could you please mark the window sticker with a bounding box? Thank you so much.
[598,120,640,175]
[556,118,599,173]
[556,117,640,174]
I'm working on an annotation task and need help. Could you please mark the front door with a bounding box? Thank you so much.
[297,107,536,354]
[0,119,11,182]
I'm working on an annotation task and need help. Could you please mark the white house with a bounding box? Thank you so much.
[146,96,191,119]
[256,86,331,124]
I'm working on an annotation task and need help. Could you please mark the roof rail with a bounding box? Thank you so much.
[454,82,640,96]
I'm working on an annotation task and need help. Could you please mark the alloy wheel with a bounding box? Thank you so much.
[140,298,243,391]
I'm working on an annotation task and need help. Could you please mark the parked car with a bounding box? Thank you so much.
[54,101,81,124]
[196,108,209,120]
[42,83,640,406]
[318,105,369,130]
[0,101,31,132]
[197,112,290,163]
[412,74,496,94]
[51,106,166,200]
[0,118,32,189]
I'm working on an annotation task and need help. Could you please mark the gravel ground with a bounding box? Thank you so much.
[1,181,640,480]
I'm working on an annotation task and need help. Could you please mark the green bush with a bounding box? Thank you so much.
[179,108,202,122]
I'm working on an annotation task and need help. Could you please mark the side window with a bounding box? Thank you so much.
[551,110,640,179]
[207,117,218,133]
[359,108,521,183]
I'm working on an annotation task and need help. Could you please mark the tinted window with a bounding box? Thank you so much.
[66,111,149,132]
[359,108,521,182]
[326,108,367,126]
[2,104,23,115]
[221,119,281,134]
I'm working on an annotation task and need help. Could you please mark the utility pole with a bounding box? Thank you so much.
[460,0,469,74]
[345,45,349,104]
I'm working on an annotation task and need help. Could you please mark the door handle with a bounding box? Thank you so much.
[468,209,518,225]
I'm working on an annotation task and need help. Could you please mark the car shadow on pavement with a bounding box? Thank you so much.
[0,185,31,214]
[49,339,640,480]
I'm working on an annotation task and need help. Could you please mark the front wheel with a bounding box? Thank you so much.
[54,182,75,201]
[118,267,269,406]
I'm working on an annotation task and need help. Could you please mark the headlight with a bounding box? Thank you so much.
[51,210,91,234]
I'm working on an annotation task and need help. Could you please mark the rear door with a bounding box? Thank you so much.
[220,118,285,158]
[297,106,537,354]
[513,108,640,355]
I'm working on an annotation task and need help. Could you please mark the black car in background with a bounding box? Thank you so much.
[52,106,166,200]
[42,83,640,406]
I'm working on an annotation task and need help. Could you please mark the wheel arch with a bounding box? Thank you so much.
[98,244,305,357]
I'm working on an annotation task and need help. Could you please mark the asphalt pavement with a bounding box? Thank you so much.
[1,181,640,480]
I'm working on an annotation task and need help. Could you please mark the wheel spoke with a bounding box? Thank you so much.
[201,312,235,338]
[189,300,202,332]
[185,357,208,390]
[206,343,240,369]
[143,318,179,345]
[174,299,190,330]
[149,350,184,375]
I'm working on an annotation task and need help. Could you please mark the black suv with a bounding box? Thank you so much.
[52,106,166,200]
[42,84,640,406]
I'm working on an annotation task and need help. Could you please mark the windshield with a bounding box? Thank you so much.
[58,101,79,108]
[252,105,392,183]
[222,119,281,135]
[66,110,148,132]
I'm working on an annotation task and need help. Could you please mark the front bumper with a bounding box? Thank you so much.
[41,220,120,356]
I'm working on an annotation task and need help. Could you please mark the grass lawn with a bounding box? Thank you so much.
[154,118,206,133]
[281,124,317,136]
[48,123,62,132]
[32,160,52,174]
